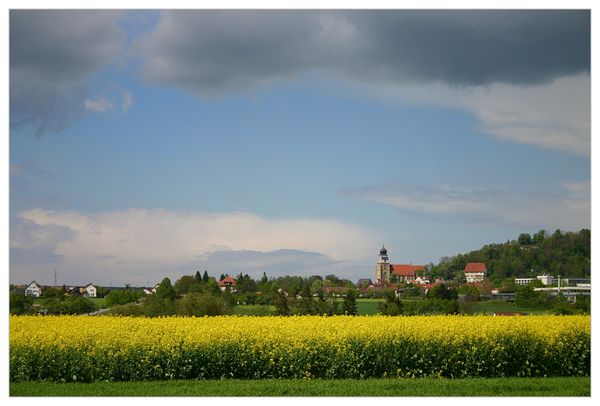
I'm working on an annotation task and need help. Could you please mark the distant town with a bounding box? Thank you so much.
[10,229,591,317]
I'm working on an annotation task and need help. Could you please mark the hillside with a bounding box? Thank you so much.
[429,229,590,282]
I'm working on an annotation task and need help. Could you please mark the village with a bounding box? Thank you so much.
[11,244,591,317]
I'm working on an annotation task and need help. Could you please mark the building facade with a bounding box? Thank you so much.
[24,281,43,297]
[464,263,486,283]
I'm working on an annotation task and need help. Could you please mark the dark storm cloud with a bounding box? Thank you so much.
[135,10,589,96]
[10,10,124,135]
[10,215,75,264]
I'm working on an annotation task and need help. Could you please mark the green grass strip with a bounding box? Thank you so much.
[10,377,590,397]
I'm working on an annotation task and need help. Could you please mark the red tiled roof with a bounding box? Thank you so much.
[218,275,237,286]
[391,264,425,276]
[464,263,487,273]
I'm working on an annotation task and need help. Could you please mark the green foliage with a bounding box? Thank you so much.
[9,293,34,315]
[428,283,458,300]
[174,275,200,296]
[61,296,97,315]
[156,278,176,300]
[341,289,358,315]
[176,292,233,316]
[518,233,532,246]
[105,289,143,307]
[515,285,548,309]
[274,290,290,316]
[42,287,64,299]
[9,377,592,397]
[459,284,480,302]
[379,290,403,315]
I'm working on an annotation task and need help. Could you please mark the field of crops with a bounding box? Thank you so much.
[10,315,590,382]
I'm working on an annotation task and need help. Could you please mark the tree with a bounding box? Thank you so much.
[428,283,458,300]
[195,271,202,282]
[533,230,547,244]
[42,287,64,299]
[202,270,210,283]
[177,292,232,316]
[174,275,199,295]
[156,277,176,300]
[105,289,142,307]
[62,296,96,315]
[10,293,33,315]
[274,289,290,316]
[518,233,532,246]
[379,290,403,315]
[341,289,358,315]
[205,277,221,295]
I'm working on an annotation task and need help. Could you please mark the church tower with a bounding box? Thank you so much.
[375,245,391,284]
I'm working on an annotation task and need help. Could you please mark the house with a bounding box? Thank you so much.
[414,276,430,285]
[24,281,43,297]
[356,278,373,288]
[464,263,486,283]
[83,283,97,298]
[218,275,237,291]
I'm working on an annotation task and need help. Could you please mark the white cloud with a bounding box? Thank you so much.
[10,209,375,285]
[121,90,133,112]
[353,73,590,156]
[84,97,114,113]
[343,181,590,231]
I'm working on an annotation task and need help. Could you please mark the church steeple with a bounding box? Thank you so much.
[375,245,391,283]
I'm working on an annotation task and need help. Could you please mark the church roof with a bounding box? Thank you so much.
[391,264,425,276]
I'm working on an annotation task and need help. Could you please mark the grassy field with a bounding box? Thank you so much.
[473,300,550,315]
[10,377,590,397]
[232,304,276,315]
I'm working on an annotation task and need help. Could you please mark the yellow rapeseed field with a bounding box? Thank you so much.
[10,315,590,381]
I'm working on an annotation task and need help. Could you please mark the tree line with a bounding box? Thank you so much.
[429,229,590,283]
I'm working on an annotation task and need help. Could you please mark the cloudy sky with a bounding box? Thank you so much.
[8,9,591,286]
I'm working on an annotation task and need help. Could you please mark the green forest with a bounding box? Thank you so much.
[429,229,590,283]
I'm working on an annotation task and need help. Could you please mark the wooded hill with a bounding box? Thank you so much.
[429,229,590,283]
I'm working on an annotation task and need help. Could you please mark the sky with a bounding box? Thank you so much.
[7,8,591,287]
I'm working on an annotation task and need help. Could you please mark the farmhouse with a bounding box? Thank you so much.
[218,275,237,292]
[83,283,97,298]
[464,263,486,283]
[24,281,43,297]
[374,246,425,284]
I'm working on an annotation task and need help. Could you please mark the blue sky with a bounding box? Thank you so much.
[9,9,591,286]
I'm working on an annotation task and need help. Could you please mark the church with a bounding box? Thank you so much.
[375,245,425,284]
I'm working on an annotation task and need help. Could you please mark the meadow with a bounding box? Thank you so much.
[10,377,590,396]
[10,315,589,383]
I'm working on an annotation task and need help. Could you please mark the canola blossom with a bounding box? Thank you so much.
[10,315,590,381]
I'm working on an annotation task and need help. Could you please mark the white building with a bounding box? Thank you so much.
[515,278,535,285]
[464,263,486,283]
[83,283,97,298]
[537,274,554,286]
[515,275,555,286]
[24,281,43,297]
[414,276,430,285]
